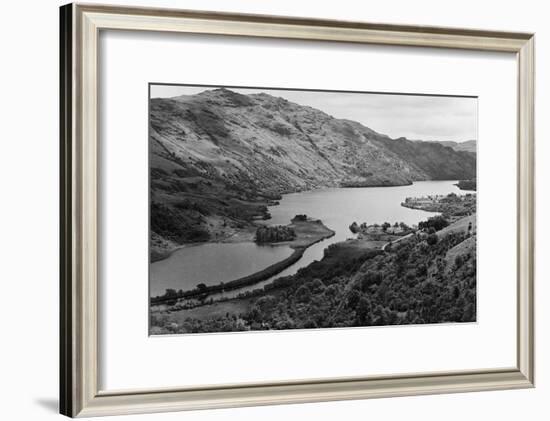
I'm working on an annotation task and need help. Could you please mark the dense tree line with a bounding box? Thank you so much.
[151,201,210,243]
[418,215,449,232]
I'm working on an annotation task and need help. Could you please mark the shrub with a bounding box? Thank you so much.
[427,233,438,245]
[295,285,311,303]
[360,270,382,290]
[346,290,361,309]
[419,215,449,232]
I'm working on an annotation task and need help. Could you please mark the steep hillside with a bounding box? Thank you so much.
[150,88,430,193]
[149,88,476,253]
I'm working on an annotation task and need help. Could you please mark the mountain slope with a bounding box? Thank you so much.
[381,137,476,180]
[151,88,475,191]
[150,88,425,194]
[149,88,476,251]
[431,140,477,154]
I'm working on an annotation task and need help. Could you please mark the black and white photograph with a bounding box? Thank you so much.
[1,0,542,418]
[149,84,477,335]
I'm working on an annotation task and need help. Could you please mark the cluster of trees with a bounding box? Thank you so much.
[255,225,296,243]
[402,193,476,219]
[151,201,210,243]
[350,221,411,235]
[418,215,449,232]
[382,221,411,232]
[245,231,475,330]
[349,221,363,233]
[456,179,477,191]
[440,193,476,218]
[154,226,476,334]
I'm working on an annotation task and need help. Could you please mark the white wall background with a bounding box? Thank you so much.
[0,0,546,420]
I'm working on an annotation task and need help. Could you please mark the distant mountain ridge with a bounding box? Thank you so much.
[429,140,477,154]
[149,88,476,249]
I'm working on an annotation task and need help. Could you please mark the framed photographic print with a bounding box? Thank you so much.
[60,3,535,418]
[148,84,479,334]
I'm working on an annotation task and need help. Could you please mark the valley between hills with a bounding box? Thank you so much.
[149,88,477,334]
[150,88,476,261]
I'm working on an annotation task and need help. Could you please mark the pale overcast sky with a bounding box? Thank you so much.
[150,84,477,142]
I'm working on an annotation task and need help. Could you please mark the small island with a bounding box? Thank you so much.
[255,225,296,243]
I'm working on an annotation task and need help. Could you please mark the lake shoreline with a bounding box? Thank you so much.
[151,179,462,263]
[150,218,334,303]
[151,227,257,263]
[151,180,467,301]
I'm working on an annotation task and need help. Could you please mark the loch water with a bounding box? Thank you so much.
[150,180,469,297]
